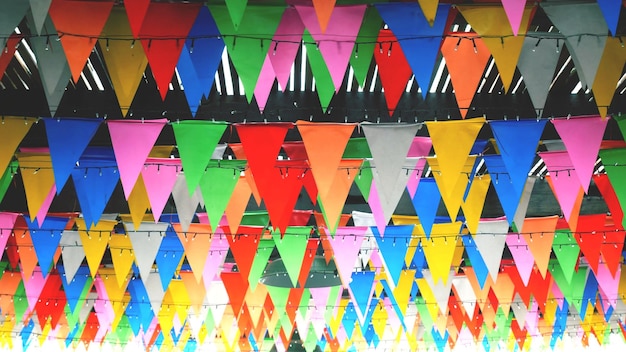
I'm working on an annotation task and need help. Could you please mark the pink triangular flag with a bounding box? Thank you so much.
[202,230,229,286]
[141,158,181,222]
[0,213,19,253]
[254,56,276,113]
[107,119,167,199]
[327,226,367,288]
[551,115,608,193]
[596,263,619,308]
[295,5,366,91]
[505,234,534,286]
[539,151,584,222]
[501,0,527,36]
[270,7,305,90]
[406,137,432,197]
[35,185,56,227]
[22,270,47,311]
[367,183,388,235]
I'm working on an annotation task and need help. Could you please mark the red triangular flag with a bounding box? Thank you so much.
[374,29,413,118]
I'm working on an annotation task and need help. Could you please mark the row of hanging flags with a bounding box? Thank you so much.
[1,114,626,350]
[0,1,624,118]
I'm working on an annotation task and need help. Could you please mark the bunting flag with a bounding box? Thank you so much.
[178,6,224,116]
[440,35,490,118]
[521,216,559,279]
[428,155,477,221]
[272,227,312,288]
[253,52,276,113]
[59,231,86,283]
[373,29,413,117]
[539,151,584,224]
[76,218,117,277]
[472,219,510,283]
[349,6,381,87]
[411,178,441,237]
[198,160,246,229]
[597,0,622,36]
[141,158,180,222]
[458,5,534,92]
[552,116,608,193]
[28,0,52,36]
[15,152,56,221]
[269,7,304,91]
[49,0,114,83]
[374,3,451,98]
[598,148,626,230]
[593,174,623,230]
[126,222,169,284]
[209,5,285,102]
[406,137,433,198]
[421,222,463,284]
[135,1,202,100]
[542,2,608,88]
[592,37,626,117]
[517,36,565,116]
[295,4,366,92]
[44,118,102,193]
[0,116,35,177]
[0,34,23,79]
[318,159,362,233]
[326,227,367,288]
[461,174,491,234]
[25,216,68,278]
[100,7,149,117]
[107,119,167,199]
[372,225,413,288]
[483,155,521,223]
[171,173,201,232]
[302,32,335,112]
[501,0,528,35]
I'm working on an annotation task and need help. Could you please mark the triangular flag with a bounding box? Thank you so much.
[326,227,367,288]
[48,0,114,82]
[461,174,492,234]
[108,233,136,287]
[59,231,86,284]
[505,234,535,286]
[373,29,413,116]
[209,4,285,102]
[155,227,184,290]
[44,117,102,193]
[224,176,252,234]
[0,212,18,258]
[100,7,149,117]
[592,37,626,117]
[421,222,463,284]
[473,219,510,282]
[198,160,246,229]
[552,230,580,284]
[350,6,382,88]
[126,174,152,228]
[302,31,336,111]
[138,1,202,100]
[483,155,522,223]
[253,54,276,113]
[597,0,622,36]
[141,158,180,222]
[25,216,68,278]
[16,152,56,221]
[428,155,477,221]
[517,36,565,115]
[349,271,376,323]
[458,5,534,92]
[126,222,168,285]
[374,3,451,98]
[542,2,608,88]
[311,0,336,33]
[297,121,356,199]
[521,216,559,278]
[272,227,311,288]
[552,116,608,192]
[270,7,304,90]
[221,271,249,317]
[171,173,201,232]
[539,151,585,223]
[426,117,484,198]
[0,116,35,177]
[107,119,167,199]
[226,226,265,279]
[501,0,528,35]
[411,178,441,237]
[0,2,28,50]
[173,223,213,283]
[76,218,117,277]
[440,35,490,118]
[28,0,52,36]
[224,0,247,30]
[249,239,274,291]
[124,0,151,38]
[295,5,365,91]
[372,225,414,288]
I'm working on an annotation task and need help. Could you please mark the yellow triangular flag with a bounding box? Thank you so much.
[108,233,135,287]
[592,37,626,118]
[461,174,492,234]
[421,222,463,284]
[127,174,153,229]
[16,152,55,220]
[76,218,118,277]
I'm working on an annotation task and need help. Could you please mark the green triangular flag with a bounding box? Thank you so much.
[249,239,275,291]
[551,230,580,284]
[209,4,285,102]
[343,138,373,199]
[204,309,216,337]
[303,32,335,112]
[568,266,590,314]
[304,325,319,352]
[13,282,28,323]
[599,148,626,229]
[265,285,291,316]
[349,5,383,87]
[0,262,7,279]
[272,226,311,287]
[613,114,626,141]
[172,120,228,196]
[225,0,247,30]
[199,160,246,229]
[354,160,373,200]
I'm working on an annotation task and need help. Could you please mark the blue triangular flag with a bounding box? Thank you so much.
[155,226,185,290]
[44,117,102,193]
[489,119,546,197]
[374,3,450,98]
[342,302,358,339]
[349,271,376,321]
[461,235,489,288]
[580,271,598,319]
[58,266,92,314]
[483,154,521,224]
[371,225,413,286]
[597,0,621,36]
[25,216,68,277]
[411,178,441,237]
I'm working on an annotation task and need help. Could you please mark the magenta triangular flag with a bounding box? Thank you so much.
[141,158,181,222]
[501,0,526,36]
[270,7,305,90]
[254,56,276,113]
[551,115,608,193]
[295,5,366,91]
[539,151,583,223]
[327,226,367,288]
[505,234,534,286]
[0,212,19,254]
[107,119,167,199]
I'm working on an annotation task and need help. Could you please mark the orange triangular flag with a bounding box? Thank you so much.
[312,0,336,32]
[225,176,252,234]
[173,223,213,282]
[521,216,559,278]
[318,159,363,233]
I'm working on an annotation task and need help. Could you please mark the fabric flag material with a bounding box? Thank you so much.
[59,231,86,283]
[483,155,521,223]
[406,137,433,198]
[542,2,608,88]
[253,55,276,113]
[592,37,626,117]
[374,3,451,98]
[198,160,246,229]
[272,226,312,288]
[225,0,248,30]
[373,29,413,117]
[28,0,52,36]
[0,212,18,259]
[76,218,117,277]
[421,222,463,284]
[521,216,559,279]
[598,148,626,229]
[25,216,68,278]
[171,173,202,232]
[440,35,490,118]
[517,36,565,116]
[141,158,180,222]
[137,1,202,100]
[349,6,381,87]
[178,6,224,116]
[597,0,622,36]
[209,5,285,102]
[297,121,356,200]
[539,151,584,223]
[295,5,366,91]
[126,222,169,285]
[48,0,114,82]
[461,175,491,235]
[501,0,528,35]
[372,225,413,288]
[16,152,56,221]
[552,115,608,192]
[224,177,252,234]
[0,116,35,178]
[44,117,102,193]
[270,7,305,91]
[318,159,362,233]
[458,5,534,92]
[100,7,149,117]
[172,120,227,195]
[428,155,476,221]
[107,119,167,199]
[472,219,510,282]
[326,227,367,288]
[411,178,441,237]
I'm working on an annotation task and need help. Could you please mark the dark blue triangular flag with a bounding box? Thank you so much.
[411,178,441,237]
[155,226,185,290]
[25,215,69,277]
[374,3,450,98]
[597,0,621,36]
[44,117,102,193]
[58,265,92,314]
[483,154,522,224]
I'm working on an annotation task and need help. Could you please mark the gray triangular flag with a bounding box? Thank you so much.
[0,1,30,49]
[60,230,86,283]
[79,292,98,325]
[213,144,227,159]
[172,173,201,232]
[125,222,168,285]
[362,123,422,222]
[513,177,537,232]
[369,157,419,224]
[145,272,165,314]
[452,276,476,315]
[28,0,52,35]
[28,16,70,116]
[518,36,564,113]
[472,219,510,282]
[511,293,528,326]
[542,3,608,88]
[423,269,455,314]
